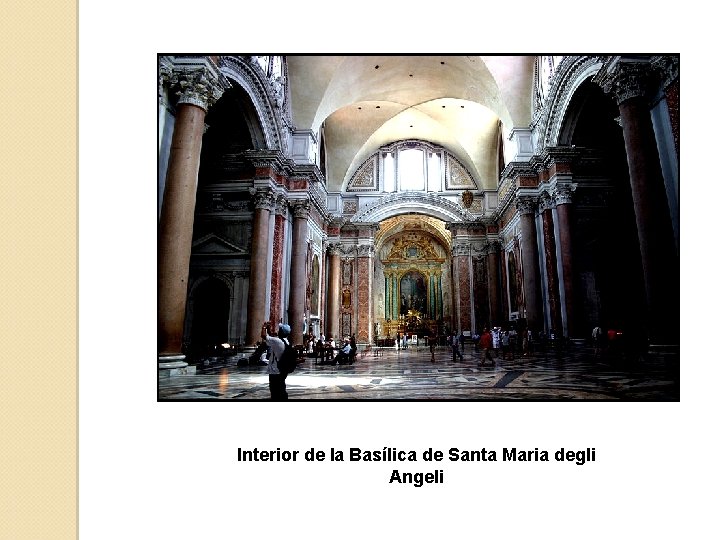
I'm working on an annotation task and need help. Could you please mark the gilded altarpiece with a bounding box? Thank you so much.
[378,233,446,338]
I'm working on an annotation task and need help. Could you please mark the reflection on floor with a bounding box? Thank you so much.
[158,344,679,401]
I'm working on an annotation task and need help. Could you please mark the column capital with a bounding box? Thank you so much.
[594,57,654,105]
[357,244,374,257]
[290,199,311,220]
[651,55,679,89]
[452,243,471,257]
[327,242,343,256]
[274,194,289,217]
[250,189,276,211]
[162,56,230,112]
[553,183,577,205]
[515,197,537,216]
[485,241,501,255]
[538,192,556,212]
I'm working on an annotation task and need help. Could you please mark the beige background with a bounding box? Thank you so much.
[0,1,77,539]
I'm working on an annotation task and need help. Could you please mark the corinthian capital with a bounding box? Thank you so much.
[553,183,576,205]
[515,197,537,216]
[291,199,311,220]
[594,58,653,105]
[164,58,230,112]
[452,243,471,257]
[327,242,343,257]
[252,190,276,211]
[357,244,374,258]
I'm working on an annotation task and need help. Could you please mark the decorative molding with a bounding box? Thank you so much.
[219,56,289,154]
[532,55,607,150]
[347,155,379,191]
[445,154,478,190]
[352,191,473,223]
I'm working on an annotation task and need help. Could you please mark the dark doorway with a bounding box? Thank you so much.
[190,278,230,358]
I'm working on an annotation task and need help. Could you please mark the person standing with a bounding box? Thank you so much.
[262,321,292,400]
[479,328,494,366]
[452,331,463,362]
[428,331,438,362]
[592,325,602,358]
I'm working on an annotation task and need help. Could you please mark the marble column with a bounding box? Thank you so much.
[486,242,501,326]
[269,196,287,329]
[356,244,374,343]
[597,60,679,344]
[244,190,275,348]
[540,194,563,337]
[554,185,577,339]
[158,66,225,367]
[516,198,542,333]
[452,243,472,333]
[326,243,342,341]
[288,201,310,346]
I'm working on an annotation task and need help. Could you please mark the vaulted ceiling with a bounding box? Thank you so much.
[286,55,536,192]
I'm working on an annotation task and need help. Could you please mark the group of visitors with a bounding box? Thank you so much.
[304,333,357,365]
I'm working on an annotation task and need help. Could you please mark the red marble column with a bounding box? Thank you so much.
[244,191,274,347]
[599,61,679,344]
[356,245,374,343]
[516,198,542,333]
[269,199,287,329]
[540,196,563,337]
[486,242,501,326]
[326,244,342,341]
[554,186,577,338]
[453,243,472,333]
[288,201,310,346]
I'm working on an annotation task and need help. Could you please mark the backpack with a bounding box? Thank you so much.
[277,339,298,374]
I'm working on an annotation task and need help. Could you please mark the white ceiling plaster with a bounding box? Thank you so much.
[286,55,535,192]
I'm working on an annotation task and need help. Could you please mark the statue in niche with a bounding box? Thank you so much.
[342,289,351,309]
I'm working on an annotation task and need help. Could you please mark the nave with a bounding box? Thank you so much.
[158,344,679,401]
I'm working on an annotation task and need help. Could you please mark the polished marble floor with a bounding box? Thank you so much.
[158,343,679,401]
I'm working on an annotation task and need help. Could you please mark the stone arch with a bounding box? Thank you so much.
[218,56,289,154]
[352,192,472,223]
[534,56,606,151]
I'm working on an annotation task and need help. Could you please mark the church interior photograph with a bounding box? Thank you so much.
[157,54,679,401]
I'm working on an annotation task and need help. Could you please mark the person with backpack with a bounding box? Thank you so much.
[261,321,296,400]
